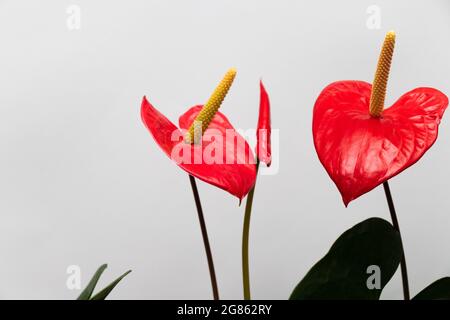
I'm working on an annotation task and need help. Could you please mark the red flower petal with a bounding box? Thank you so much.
[178,106,257,200]
[256,81,272,166]
[313,81,448,206]
[141,97,256,200]
[141,96,182,157]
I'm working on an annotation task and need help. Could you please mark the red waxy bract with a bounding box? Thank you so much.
[313,80,448,206]
[141,97,257,200]
[257,81,272,166]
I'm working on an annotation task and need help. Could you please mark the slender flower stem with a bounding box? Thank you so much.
[383,181,410,300]
[242,159,260,300]
[188,175,219,300]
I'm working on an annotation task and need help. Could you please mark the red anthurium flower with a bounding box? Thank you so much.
[256,81,271,166]
[313,31,449,206]
[141,69,257,200]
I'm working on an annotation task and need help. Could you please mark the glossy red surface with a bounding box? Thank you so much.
[141,97,257,200]
[257,81,272,166]
[313,81,448,206]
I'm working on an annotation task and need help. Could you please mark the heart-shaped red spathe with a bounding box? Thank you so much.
[141,97,257,200]
[313,81,448,206]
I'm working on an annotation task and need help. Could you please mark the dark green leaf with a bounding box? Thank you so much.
[413,278,450,300]
[90,270,132,300]
[290,217,402,300]
[77,264,108,300]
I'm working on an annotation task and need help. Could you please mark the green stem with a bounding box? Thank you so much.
[383,181,410,300]
[188,175,219,300]
[242,159,260,300]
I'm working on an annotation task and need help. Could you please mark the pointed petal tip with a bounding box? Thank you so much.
[342,193,353,207]
[141,95,150,109]
[259,80,267,91]
[258,156,272,167]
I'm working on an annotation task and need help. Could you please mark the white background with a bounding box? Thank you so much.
[0,0,449,299]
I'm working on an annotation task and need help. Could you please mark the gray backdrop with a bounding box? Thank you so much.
[0,0,449,299]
